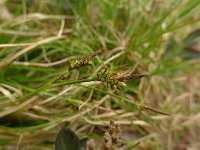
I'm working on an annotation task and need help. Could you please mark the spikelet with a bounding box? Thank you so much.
[97,65,146,90]
[69,49,103,70]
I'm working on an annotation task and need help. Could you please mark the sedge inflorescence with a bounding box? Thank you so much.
[53,48,169,115]
[54,48,146,91]
[97,65,146,90]
[53,49,103,83]
[68,49,103,70]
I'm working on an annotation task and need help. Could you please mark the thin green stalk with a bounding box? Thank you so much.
[80,85,170,115]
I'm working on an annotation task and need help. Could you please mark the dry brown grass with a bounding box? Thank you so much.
[0,0,200,150]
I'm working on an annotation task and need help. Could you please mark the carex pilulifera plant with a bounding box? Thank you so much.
[52,48,169,115]
[52,48,170,149]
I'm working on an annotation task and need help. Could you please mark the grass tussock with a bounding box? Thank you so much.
[0,0,200,149]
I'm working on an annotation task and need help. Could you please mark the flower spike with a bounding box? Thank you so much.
[68,49,104,70]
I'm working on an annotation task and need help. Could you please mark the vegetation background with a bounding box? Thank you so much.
[0,0,200,149]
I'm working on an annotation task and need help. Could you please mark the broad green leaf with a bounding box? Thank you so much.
[55,128,80,150]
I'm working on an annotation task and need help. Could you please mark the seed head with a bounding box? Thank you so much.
[101,121,121,150]
[68,49,104,70]
[97,65,146,90]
